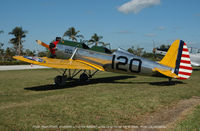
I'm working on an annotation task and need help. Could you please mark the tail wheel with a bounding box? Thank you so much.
[54,75,67,86]
[79,73,89,82]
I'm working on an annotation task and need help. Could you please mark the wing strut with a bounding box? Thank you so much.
[70,48,78,60]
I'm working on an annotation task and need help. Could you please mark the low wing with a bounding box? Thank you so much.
[13,56,105,71]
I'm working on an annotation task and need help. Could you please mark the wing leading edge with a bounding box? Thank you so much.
[13,56,105,71]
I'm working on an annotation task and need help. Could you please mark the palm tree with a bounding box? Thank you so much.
[0,43,4,61]
[0,30,4,61]
[8,27,28,56]
[63,27,84,42]
[0,30,3,34]
[88,33,110,47]
[127,46,144,56]
[101,42,111,49]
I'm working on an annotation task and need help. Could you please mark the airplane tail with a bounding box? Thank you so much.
[159,40,192,80]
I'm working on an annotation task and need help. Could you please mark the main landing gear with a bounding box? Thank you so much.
[54,75,67,86]
[79,73,89,82]
[54,69,98,86]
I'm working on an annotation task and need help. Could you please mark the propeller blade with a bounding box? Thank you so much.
[36,40,49,48]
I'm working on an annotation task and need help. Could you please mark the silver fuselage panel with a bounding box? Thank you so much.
[190,53,200,66]
[55,44,173,76]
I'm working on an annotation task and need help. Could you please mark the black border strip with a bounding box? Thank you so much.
[174,40,184,75]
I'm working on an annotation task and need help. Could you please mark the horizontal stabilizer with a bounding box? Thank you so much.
[154,68,179,79]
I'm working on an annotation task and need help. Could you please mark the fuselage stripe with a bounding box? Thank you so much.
[178,71,192,76]
[181,54,190,58]
[182,51,189,55]
[178,74,190,78]
[179,68,192,73]
[178,77,187,80]
[180,60,191,64]
[180,63,192,67]
[179,65,192,70]
[183,45,187,49]
[181,57,190,61]
[182,48,189,52]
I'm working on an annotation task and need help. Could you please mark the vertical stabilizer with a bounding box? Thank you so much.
[159,40,192,80]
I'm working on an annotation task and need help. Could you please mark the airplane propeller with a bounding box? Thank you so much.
[36,40,49,49]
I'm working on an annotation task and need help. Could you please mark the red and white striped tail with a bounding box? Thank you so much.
[177,42,193,80]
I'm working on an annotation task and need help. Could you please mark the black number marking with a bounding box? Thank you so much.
[112,55,142,73]
[129,58,142,73]
[116,56,128,71]
[65,49,73,54]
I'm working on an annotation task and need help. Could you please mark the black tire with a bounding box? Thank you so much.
[79,73,88,82]
[54,75,66,86]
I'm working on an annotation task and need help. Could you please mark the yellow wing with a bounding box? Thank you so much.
[13,56,105,71]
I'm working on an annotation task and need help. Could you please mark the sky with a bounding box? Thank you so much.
[0,0,200,52]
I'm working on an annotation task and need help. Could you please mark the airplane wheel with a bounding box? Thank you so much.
[80,73,88,82]
[54,75,66,86]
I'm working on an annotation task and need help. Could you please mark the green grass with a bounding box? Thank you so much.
[0,69,200,130]
[174,105,200,130]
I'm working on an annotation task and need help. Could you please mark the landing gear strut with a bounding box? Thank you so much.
[54,69,68,86]
[54,69,99,86]
[79,70,99,82]
[168,78,174,85]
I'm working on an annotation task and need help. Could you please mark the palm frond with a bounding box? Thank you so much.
[76,34,84,38]
[63,27,83,42]
[8,26,28,55]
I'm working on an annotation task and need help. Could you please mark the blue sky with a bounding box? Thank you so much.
[0,0,200,52]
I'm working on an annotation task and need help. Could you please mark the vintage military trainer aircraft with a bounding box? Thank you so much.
[189,47,200,67]
[13,39,192,86]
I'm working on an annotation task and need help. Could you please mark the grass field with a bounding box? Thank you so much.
[0,68,200,130]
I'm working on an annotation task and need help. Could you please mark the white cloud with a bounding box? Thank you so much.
[117,30,134,34]
[145,33,156,37]
[157,26,165,31]
[118,0,160,14]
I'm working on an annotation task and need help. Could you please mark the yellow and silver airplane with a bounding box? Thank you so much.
[13,39,192,86]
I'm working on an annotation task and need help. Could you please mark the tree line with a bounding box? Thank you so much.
[0,26,110,62]
[0,26,168,62]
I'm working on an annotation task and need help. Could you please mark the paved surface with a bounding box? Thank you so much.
[0,65,50,71]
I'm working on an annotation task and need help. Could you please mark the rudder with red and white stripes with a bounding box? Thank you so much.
[174,40,192,80]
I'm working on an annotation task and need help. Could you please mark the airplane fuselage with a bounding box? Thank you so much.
[190,53,200,66]
[55,43,173,76]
